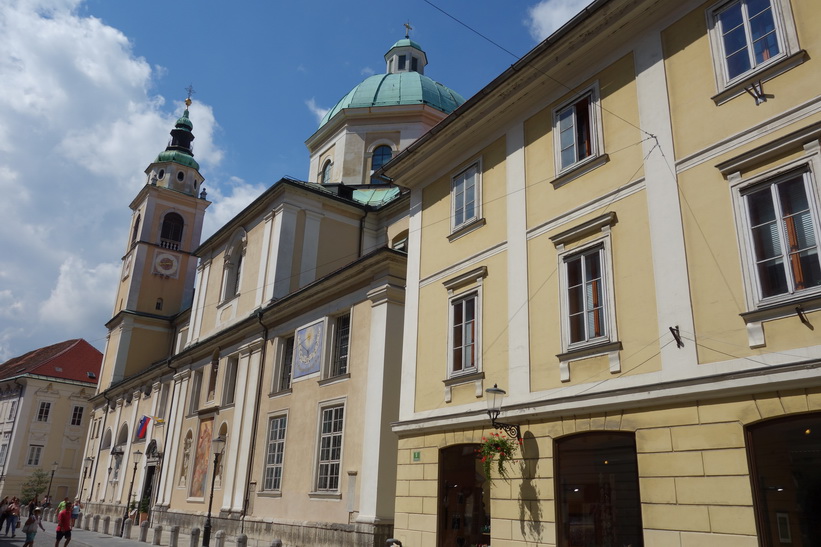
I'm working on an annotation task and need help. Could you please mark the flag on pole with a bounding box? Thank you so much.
[137,415,151,439]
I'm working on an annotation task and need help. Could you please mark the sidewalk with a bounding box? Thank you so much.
[0,519,194,547]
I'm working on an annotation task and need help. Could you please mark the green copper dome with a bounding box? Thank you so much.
[386,38,424,53]
[319,72,465,127]
[155,149,200,170]
[154,106,199,170]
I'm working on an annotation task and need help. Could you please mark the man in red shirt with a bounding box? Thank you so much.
[55,505,71,547]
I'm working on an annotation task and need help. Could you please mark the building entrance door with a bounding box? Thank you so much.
[437,444,490,547]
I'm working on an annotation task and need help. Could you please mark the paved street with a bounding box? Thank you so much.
[0,520,157,547]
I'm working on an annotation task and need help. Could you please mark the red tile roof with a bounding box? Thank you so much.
[0,339,102,384]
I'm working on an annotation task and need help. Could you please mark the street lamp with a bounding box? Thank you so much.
[485,384,521,440]
[203,435,226,547]
[121,450,143,536]
[79,457,93,500]
[46,461,59,504]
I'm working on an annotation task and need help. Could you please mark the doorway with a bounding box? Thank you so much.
[438,444,490,547]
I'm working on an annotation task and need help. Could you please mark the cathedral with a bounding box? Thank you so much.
[81,37,463,545]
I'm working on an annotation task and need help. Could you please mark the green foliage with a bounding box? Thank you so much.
[21,468,50,504]
[139,496,150,513]
[476,432,520,480]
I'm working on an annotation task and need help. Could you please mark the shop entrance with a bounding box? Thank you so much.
[437,444,490,547]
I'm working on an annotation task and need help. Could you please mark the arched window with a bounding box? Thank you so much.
[131,215,141,244]
[555,432,643,547]
[222,230,246,301]
[160,213,184,250]
[101,428,112,450]
[370,145,392,183]
[321,160,333,184]
[749,413,821,545]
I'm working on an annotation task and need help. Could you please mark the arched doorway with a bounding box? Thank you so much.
[438,444,490,546]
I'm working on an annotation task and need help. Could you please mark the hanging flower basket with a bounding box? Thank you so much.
[476,432,520,480]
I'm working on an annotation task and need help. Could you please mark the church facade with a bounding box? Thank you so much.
[81,39,462,545]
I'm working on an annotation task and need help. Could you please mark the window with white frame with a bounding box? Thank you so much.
[707,0,799,88]
[329,313,350,377]
[263,415,287,491]
[452,162,480,230]
[450,292,479,376]
[70,406,84,427]
[36,401,51,422]
[223,357,238,405]
[316,405,344,492]
[554,87,601,173]
[276,336,294,392]
[26,445,43,466]
[740,167,821,303]
[206,360,219,402]
[189,371,202,414]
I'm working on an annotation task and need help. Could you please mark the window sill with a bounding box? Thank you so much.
[556,340,622,382]
[552,154,609,189]
[442,370,484,403]
[740,293,821,348]
[711,50,808,106]
[308,491,342,500]
[268,388,292,398]
[448,218,486,242]
[318,373,351,386]
[256,491,282,499]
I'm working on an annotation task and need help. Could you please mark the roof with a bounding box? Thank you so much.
[386,38,425,54]
[319,72,465,128]
[0,339,102,384]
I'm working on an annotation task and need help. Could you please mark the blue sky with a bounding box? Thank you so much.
[0,0,588,360]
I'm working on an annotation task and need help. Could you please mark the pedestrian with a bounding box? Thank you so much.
[56,496,69,512]
[27,495,38,517]
[4,497,20,537]
[55,503,72,547]
[21,506,45,547]
[0,496,9,533]
[70,499,82,527]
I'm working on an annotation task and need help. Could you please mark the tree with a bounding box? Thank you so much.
[21,468,50,504]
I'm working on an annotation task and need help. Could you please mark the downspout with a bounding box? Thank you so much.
[241,309,268,533]
[358,210,368,257]
[86,392,111,505]
[0,381,25,491]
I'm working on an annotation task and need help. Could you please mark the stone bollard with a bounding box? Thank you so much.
[114,517,123,536]
[93,514,100,533]
[271,540,283,547]
[103,515,111,535]
[236,533,248,547]
[152,524,163,545]
[189,527,200,547]
[139,520,149,542]
[76,512,83,528]
[170,525,180,547]
[83,513,90,530]
[215,529,225,547]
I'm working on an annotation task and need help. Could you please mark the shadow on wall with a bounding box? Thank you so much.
[518,430,544,542]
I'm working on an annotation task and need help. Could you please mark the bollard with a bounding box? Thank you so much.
[215,529,226,547]
[103,515,111,535]
[123,517,133,539]
[152,524,163,545]
[236,534,248,547]
[189,527,200,547]
[139,520,149,542]
[76,512,83,528]
[93,514,100,533]
[83,513,90,530]
[271,540,283,547]
[170,524,180,547]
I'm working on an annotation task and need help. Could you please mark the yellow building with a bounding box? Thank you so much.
[382,0,821,545]
[81,39,463,545]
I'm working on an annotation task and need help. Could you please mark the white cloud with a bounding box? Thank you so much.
[0,0,225,360]
[526,0,591,41]
[360,66,375,76]
[305,98,330,125]
[202,176,268,240]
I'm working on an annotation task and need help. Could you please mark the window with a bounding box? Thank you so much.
[223,357,238,405]
[0,444,7,466]
[70,406,84,427]
[221,230,246,302]
[398,55,406,70]
[321,160,332,184]
[451,293,478,376]
[370,145,392,183]
[452,163,480,230]
[714,0,780,81]
[131,214,141,244]
[555,433,644,547]
[564,247,608,345]
[748,413,821,546]
[330,314,350,377]
[554,88,600,173]
[36,401,51,422]
[741,169,821,302]
[26,445,43,466]
[411,56,418,71]
[189,371,202,414]
[155,298,163,311]
[263,415,287,491]
[206,360,219,402]
[160,212,184,249]
[7,400,17,421]
[277,336,294,391]
[316,405,344,491]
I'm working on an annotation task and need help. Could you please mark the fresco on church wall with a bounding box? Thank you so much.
[190,418,213,498]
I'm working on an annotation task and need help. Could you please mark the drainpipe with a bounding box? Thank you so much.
[0,381,24,493]
[86,392,111,506]
[358,211,368,257]
[241,310,268,533]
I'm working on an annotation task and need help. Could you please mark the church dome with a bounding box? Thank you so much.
[318,37,465,128]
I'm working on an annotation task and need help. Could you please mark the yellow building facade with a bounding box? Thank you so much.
[383,0,821,545]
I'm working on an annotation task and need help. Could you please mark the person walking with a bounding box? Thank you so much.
[21,506,45,547]
[4,497,20,537]
[55,503,72,547]
[70,499,82,527]
[0,496,9,533]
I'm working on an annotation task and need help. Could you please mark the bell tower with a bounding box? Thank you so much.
[100,97,211,388]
